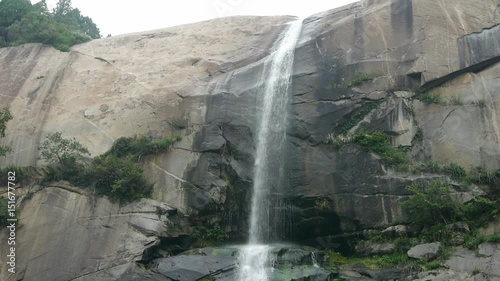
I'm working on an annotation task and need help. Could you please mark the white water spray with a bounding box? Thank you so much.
[237,20,302,281]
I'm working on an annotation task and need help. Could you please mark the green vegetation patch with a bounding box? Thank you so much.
[0,198,10,227]
[193,223,229,247]
[401,180,500,248]
[351,130,409,166]
[402,181,461,228]
[0,0,101,51]
[326,250,441,272]
[0,107,13,156]
[38,132,180,203]
[464,233,500,250]
[105,135,181,160]
[327,130,409,166]
[418,92,442,104]
[335,101,382,135]
[85,154,152,202]
[0,166,32,184]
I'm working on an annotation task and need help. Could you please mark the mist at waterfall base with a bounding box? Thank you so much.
[237,20,302,281]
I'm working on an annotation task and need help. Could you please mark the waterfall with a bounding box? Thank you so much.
[238,20,302,281]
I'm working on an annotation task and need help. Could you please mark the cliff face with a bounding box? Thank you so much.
[287,0,500,238]
[0,16,294,281]
[0,0,499,280]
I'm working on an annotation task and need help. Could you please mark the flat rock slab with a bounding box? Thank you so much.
[155,255,237,281]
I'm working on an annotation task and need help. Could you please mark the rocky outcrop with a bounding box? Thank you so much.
[407,242,441,262]
[1,15,296,281]
[284,0,500,247]
[414,243,500,281]
[5,183,189,281]
[165,246,334,281]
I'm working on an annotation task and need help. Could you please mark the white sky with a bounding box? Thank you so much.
[34,0,358,36]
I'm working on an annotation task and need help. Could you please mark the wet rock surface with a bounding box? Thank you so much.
[146,246,334,281]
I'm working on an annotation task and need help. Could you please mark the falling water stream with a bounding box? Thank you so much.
[237,20,302,281]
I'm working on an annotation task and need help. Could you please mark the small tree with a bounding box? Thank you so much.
[402,180,461,227]
[38,132,90,163]
[38,132,90,181]
[0,107,13,156]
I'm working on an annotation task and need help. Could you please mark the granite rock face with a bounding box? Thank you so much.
[0,16,296,281]
[285,0,500,246]
[7,184,189,281]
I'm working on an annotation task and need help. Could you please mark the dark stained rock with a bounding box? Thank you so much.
[155,255,236,281]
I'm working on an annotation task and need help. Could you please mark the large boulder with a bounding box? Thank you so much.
[415,244,500,281]
[407,242,441,261]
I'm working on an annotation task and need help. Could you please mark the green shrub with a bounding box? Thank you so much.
[335,101,382,135]
[462,197,500,228]
[476,99,486,108]
[38,132,90,183]
[325,250,347,271]
[419,92,441,104]
[368,232,387,242]
[106,135,180,160]
[469,167,500,185]
[315,198,330,211]
[0,166,31,184]
[193,223,228,246]
[351,130,409,166]
[347,253,412,270]
[0,198,9,227]
[38,132,180,203]
[85,154,151,203]
[43,156,88,184]
[1,0,100,51]
[412,128,424,145]
[420,224,454,244]
[402,181,461,228]
[442,163,466,181]
[424,261,442,270]
[0,106,13,156]
[464,233,500,250]
[38,132,91,164]
[409,162,467,182]
[394,237,418,252]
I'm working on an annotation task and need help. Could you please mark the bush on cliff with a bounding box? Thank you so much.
[0,198,9,227]
[402,181,461,228]
[38,132,180,203]
[105,135,181,160]
[0,106,13,156]
[84,154,152,202]
[352,130,409,166]
[38,132,90,182]
[0,0,100,51]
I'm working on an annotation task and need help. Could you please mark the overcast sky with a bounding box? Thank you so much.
[35,0,358,36]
